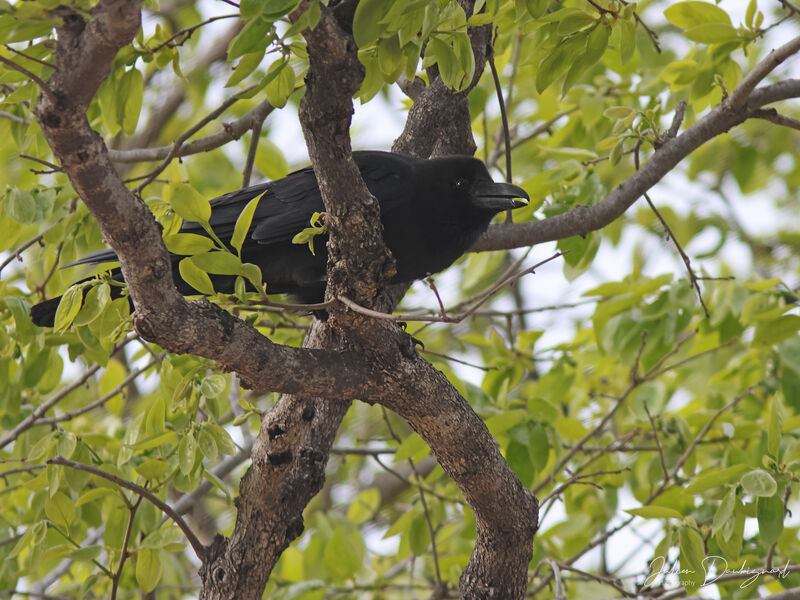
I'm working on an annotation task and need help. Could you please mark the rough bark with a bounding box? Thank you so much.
[31,2,800,599]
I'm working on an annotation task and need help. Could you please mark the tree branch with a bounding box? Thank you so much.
[472,69,800,253]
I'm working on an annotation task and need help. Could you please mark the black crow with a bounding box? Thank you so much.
[30,151,527,326]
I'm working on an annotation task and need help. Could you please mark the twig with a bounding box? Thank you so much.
[108,95,279,163]
[37,358,160,425]
[618,0,661,53]
[419,348,498,371]
[0,55,56,102]
[542,558,567,600]
[381,409,444,591]
[542,467,630,505]
[330,446,396,456]
[643,191,710,317]
[339,252,563,325]
[488,108,577,167]
[0,215,69,276]
[728,34,800,108]
[665,385,760,484]
[643,402,669,482]
[132,83,260,192]
[4,44,56,68]
[110,496,142,600]
[47,456,206,561]
[646,336,739,379]
[488,51,513,223]
[371,454,464,505]
[556,563,634,597]
[149,14,238,52]
[242,115,265,188]
[752,107,800,130]
[0,109,31,125]
[0,335,137,449]
[663,100,687,144]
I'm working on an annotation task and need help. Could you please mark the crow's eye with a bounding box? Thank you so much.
[454,178,469,190]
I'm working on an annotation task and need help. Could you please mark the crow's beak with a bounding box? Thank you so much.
[472,180,529,212]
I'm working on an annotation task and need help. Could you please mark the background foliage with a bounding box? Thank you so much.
[1,0,800,597]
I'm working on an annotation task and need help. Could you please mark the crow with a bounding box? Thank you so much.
[30,151,528,327]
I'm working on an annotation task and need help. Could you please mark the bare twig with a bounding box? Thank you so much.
[752,107,800,130]
[0,215,69,276]
[47,456,206,561]
[149,14,238,52]
[4,44,56,68]
[110,496,142,600]
[242,116,265,188]
[0,335,137,449]
[37,358,161,425]
[132,83,260,192]
[643,402,669,482]
[0,109,31,125]
[0,55,56,102]
[728,35,800,108]
[488,51,513,223]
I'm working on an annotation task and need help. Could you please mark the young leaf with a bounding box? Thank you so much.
[231,197,260,256]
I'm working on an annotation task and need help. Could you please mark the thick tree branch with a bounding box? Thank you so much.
[472,72,800,252]
[33,1,398,407]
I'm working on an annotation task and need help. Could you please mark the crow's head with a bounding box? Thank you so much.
[424,156,528,218]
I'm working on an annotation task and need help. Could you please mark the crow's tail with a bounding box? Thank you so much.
[30,296,62,327]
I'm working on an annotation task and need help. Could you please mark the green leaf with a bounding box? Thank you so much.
[347,488,380,524]
[179,257,215,295]
[625,506,684,520]
[711,487,736,535]
[226,50,266,87]
[169,183,211,224]
[231,197,260,255]
[740,469,777,497]
[684,23,740,44]
[178,433,197,475]
[767,395,783,458]
[664,1,732,29]
[4,187,36,224]
[536,34,587,94]
[324,525,363,582]
[136,548,162,593]
[191,251,244,275]
[557,10,596,35]
[745,0,757,28]
[757,492,784,546]
[163,233,215,255]
[683,464,750,493]
[228,17,272,61]
[506,441,534,487]
[54,284,85,331]
[135,458,170,480]
[678,526,706,592]
[260,0,302,18]
[56,432,77,459]
[353,0,393,47]
[619,18,636,64]
[45,491,76,528]
[253,138,289,180]
[74,282,110,326]
[206,424,237,456]
[198,428,218,460]
[117,68,144,136]
[264,59,295,108]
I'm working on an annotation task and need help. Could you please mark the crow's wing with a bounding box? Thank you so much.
[66,152,416,267]
[63,248,121,267]
[249,151,415,245]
